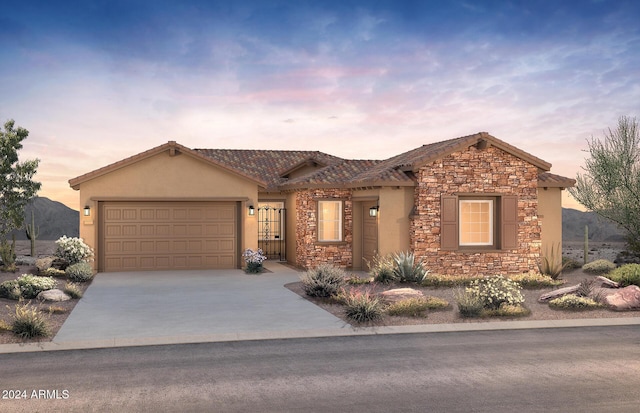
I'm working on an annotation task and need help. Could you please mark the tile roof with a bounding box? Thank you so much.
[538,172,576,188]
[193,149,344,189]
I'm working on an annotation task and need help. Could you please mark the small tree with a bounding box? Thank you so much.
[569,116,640,251]
[0,119,41,266]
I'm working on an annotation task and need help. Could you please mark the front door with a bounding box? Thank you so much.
[362,201,378,268]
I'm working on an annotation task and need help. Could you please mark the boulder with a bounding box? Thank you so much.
[603,285,640,311]
[379,288,425,304]
[593,276,619,289]
[36,257,55,273]
[37,289,71,302]
[538,285,581,302]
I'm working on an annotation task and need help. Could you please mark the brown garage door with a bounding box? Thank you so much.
[100,201,238,272]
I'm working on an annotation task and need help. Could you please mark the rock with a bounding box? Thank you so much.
[603,285,640,311]
[538,285,580,302]
[379,288,425,304]
[36,257,55,272]
[593,276,619,289]
[37,289,71,302]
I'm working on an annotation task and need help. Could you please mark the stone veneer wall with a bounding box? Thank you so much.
[295,189,353,269]
[410,145,541,276]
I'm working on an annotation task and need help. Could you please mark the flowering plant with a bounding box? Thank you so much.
[465,275,524,310]
[54,236,94,265]
[242,248,267,274]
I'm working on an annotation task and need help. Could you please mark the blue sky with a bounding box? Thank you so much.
[1,0,639,209]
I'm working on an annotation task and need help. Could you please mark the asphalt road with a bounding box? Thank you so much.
[1,326,639,412]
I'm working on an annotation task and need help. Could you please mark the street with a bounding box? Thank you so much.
[1,326,639,412]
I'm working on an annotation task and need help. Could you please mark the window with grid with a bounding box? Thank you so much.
[459,199,494,246]
[318,200,342,242]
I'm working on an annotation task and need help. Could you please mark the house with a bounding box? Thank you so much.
[69,132,575,276]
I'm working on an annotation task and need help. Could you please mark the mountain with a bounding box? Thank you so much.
[9,196,79,241]
[562,208,626,242]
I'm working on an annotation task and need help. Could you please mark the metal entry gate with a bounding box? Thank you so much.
[258,206,286,261]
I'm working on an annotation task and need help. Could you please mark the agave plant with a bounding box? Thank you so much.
[392,251,428,283]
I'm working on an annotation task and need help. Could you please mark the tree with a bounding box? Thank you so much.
[569,115,640,251]
[0,119,41,262]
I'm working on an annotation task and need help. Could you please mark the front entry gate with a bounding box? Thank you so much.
[258,205,286,261]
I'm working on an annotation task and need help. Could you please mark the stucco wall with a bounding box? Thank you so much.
[295,188,353,269]
[76,150,259,270]
[537,187,563,262]
[410,145,541,276]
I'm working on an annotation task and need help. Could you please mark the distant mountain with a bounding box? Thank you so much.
[562,208,626,242]
[9,196,79,241]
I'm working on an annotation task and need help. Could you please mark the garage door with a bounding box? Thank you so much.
[100,201,238,272]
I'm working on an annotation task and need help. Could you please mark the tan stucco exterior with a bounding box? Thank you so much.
[75,149,260,271]
[537,186,564,265]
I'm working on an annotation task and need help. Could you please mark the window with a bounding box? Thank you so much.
[441,195,518,251]
[318,200,343,242]
[459,199,494,246]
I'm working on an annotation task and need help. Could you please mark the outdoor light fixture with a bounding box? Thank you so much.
[83,206,91,216]
[248,205,255,216]
[369,205,379,217]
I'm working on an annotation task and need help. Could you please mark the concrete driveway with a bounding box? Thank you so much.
[54,262,345,343]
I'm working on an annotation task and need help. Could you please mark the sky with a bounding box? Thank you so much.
[1,0,639,211]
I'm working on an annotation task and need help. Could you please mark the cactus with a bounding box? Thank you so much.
[25,210,39,257]
[0,234,17,272]
[584,225,589,266]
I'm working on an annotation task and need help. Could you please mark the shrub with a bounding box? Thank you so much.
[42,267,66,277]
[63,282,83,299]
[242,248,267,274]
[562,256,582,270]
[0,319,11,332]
[366,253,397,284]
[300,264,346,298]
[454,288,484,318]
[16,274,56,299]
[0,280,21,300]
[345,276,372,285]
[548,294,603,310]
[343,289,384,323]
[386,297,429,317]
[423,296,450,310]
[468,275,524,310]
[582,259,616,275]
[44,305,67,314]
[488,305,531,317]
[392,251,428,283]
[538,243,568,280]
[508,271,564,288]
[608,264,640,287]
[66,262,94,282]
[422,273,479,288]
[9,301,50,339]
[54,236,94,266]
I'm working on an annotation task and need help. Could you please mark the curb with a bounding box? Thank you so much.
[2,317,639,354]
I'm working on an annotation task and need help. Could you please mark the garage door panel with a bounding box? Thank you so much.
[101,201,238,272]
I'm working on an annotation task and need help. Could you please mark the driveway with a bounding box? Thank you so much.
[54,262,345,343]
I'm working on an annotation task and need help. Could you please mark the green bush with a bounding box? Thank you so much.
[562,256,582,270]
[42,267,66,277]
[548,294,603,310]
[345,276,372,285]
[66,262,94,282]
[63,282,83,299]
[468,275,524,310]
[300,264,347,298]
[16,274,56,299]
[10,301,50,339]
[607,264,640,287]
[0,280,21,300]
[454,288,484,318]
[366,253,397,284]
[422,273,479,288]
[582,259,616,275]
[392,251,428,283]
[488,304,531,317]
[386,297,429,317]
[423,296,450,310]
[55,235,94,266]
[508,272,564,288]
[343,289,383,323]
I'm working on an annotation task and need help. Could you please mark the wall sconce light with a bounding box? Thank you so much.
[83,206,91,216]
[248,205,255,216]
[369,206,379,217]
